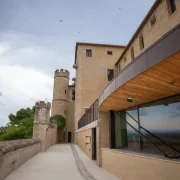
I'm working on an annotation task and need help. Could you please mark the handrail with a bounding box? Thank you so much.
[78,99,98,129]
[113,110,180,159]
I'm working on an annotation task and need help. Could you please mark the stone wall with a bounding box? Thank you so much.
[0,139,41,180]
[33,101,56,150]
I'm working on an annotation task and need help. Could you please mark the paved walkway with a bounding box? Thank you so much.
[5,144,119,180]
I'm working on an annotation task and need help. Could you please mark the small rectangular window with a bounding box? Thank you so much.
[139,34,144,50]
[107,51,113,55]
[118,63,121,73]
[107,69,114,81]
[131,47,135,60]
[72,90,75,100]
[167,0,176,15]
[150,14,156,27]
[86,49,92,57]
[124,57,127,63]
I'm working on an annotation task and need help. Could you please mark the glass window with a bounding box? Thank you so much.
[72,90,75,100]
[168,0,176,15]
[107,69,114,81]
[115,112,127,148]
[86,49,92,57]
[111,95,180,157]
[139,34,144,50]
[126,109,140,151]
[124,57,127,63]
[107,51,113,55]
[131,47,135,60]
[150,14,157,27]
[139,96,180,156]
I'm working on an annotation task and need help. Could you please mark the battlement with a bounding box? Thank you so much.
[35,101,51,109]
[54,69,70,78]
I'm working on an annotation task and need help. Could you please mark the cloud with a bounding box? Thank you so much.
[0,64,53,125]
[0,31,75,126]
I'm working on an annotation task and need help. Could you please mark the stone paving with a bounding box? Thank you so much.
[5,144,119,180]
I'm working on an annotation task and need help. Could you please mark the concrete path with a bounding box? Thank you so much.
[5,144,119,180]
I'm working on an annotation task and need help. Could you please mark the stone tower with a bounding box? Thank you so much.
[52,69,70,116]
[33,101,53,151]
[52,69,70,142]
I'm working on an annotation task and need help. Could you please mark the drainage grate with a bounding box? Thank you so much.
[70,144,96,180]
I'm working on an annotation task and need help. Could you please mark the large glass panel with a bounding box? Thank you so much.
[115,113,127,148]
[126,109,140,151]
[139,96,180,156]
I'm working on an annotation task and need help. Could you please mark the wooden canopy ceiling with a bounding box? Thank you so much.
[99,52,180,112]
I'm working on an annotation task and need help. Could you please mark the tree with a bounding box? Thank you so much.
[0,126,7,136]
[50,114,66,128]
[0,107,35,141]
[8,108,34,126]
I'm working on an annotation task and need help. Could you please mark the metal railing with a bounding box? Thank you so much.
[78,100,98,129]
[113,110,180,159]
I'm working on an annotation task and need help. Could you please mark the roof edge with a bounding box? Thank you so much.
[115,0,161,66]
[74,42,126,64]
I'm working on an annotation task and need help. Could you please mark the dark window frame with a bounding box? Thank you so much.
[150,14,157,27]
[107,51,113,56]
[107,69,114,82]
[167,0,176,15]
[124,56,127,63]
[139,34,145,50]
[86,49,92,57]
[131,47,135,60]
[72,90,75,101]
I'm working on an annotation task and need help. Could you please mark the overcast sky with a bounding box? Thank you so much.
[0,0,155,126]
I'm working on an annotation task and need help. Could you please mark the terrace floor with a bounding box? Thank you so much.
[5,144,120,180]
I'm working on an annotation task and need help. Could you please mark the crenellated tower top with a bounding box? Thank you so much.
[54,69,70,78]
[35,101,51,109]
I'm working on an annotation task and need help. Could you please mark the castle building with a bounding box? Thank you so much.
[52,69,75,143]
[34,0,180,179]
[73,0,180,179]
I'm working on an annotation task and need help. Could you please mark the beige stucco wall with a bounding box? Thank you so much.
[75,45,125,130]
[102,149,180,180]
[76,129,92,159]
[116,0,180,73]
[0,140,41,180]
[100,112,110,148]
[96,112,110,167]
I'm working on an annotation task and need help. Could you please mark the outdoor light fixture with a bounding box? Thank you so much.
[170,81,175,85]
[127,97,133,103]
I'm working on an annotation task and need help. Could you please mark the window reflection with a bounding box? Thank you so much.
[126,109,140,150]
[139,97,180,155]
[113,95,180,157]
